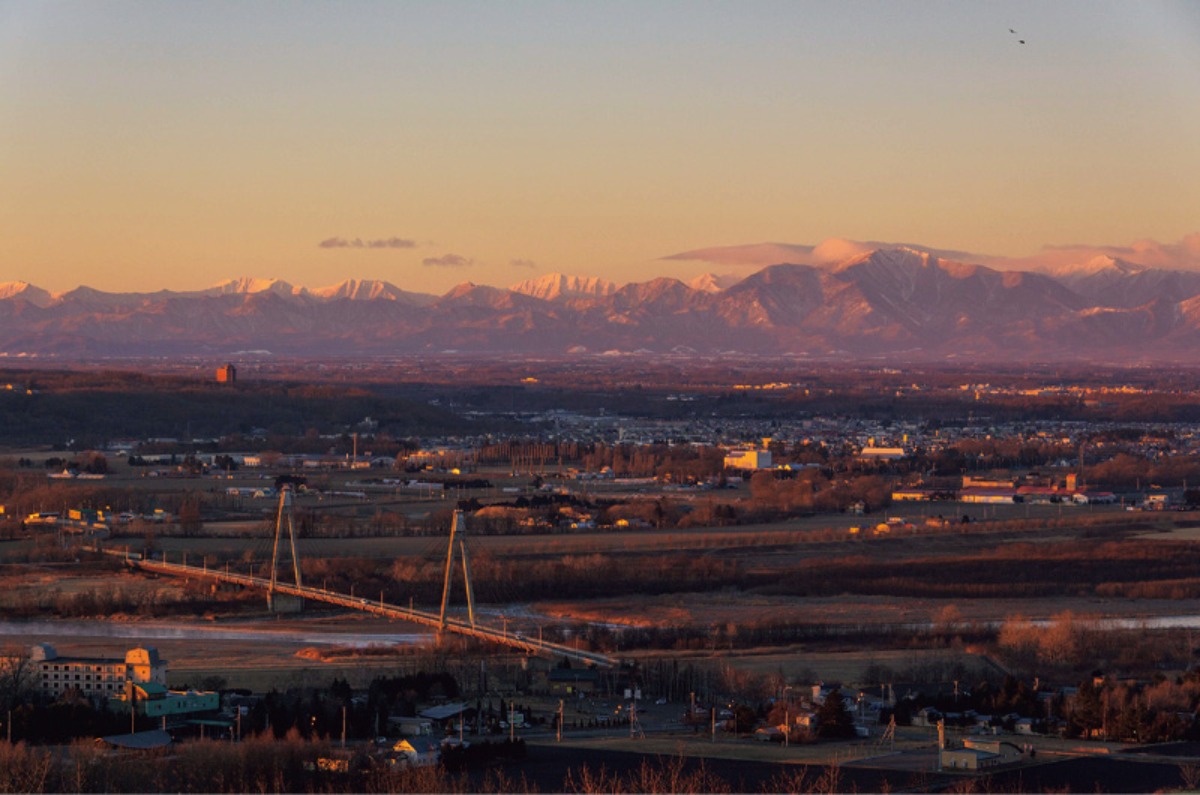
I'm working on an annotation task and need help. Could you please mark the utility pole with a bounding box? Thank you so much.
[127,680,136,736]
[784,686,791,748]
[341,706,347,749]
[557,700,563,742]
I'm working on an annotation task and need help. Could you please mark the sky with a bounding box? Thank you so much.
[2,0,1198,295]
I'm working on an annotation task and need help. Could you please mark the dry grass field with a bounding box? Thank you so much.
[5,452,1198,694]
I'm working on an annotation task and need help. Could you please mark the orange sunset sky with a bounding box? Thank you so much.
[2,1,1198,295]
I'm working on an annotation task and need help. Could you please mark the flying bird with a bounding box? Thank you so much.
[1009,28,1026,44]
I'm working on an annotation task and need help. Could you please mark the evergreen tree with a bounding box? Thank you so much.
[816,689,857,739]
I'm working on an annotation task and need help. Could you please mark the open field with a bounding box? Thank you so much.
[6,443,1200,699]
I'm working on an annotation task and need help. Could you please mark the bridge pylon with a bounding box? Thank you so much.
[438,510,477,634]
[267,485,304,613]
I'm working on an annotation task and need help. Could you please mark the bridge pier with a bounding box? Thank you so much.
[267,592,304,613]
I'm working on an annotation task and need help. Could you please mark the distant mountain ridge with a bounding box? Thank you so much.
[509,273,617,301]
[6,251,1200,361]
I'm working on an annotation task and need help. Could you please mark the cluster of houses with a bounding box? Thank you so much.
[894,473,1121,506]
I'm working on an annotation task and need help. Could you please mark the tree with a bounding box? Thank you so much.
[0,645,36,713]
[1069,678,1103,738]
[177,494,202,536]
[816,689,857,739]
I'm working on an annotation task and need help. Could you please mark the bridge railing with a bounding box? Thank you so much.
[128,553,617,668]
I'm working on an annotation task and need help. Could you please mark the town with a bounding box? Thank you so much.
[4,360,1200,792]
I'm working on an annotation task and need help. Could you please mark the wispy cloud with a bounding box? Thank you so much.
[509,258,537,270]
[1028,234,1200,271]
[318,236,417,249]
[663,239,984,268]
[663,234,1200,273]
[422,253,474,268]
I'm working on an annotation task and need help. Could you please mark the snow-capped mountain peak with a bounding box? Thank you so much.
[509,273,617,301]
[206,277,300,297]
[687,273,743,293]
[0,281,54,307]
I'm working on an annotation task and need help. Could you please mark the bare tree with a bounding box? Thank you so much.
[0,645,36,713]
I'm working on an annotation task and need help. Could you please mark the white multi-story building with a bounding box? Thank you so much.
[30,643,167,701]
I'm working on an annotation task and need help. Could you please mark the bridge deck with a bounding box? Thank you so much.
[129,555,617,669]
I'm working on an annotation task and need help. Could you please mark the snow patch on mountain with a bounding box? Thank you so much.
[509,273,617,301]
[0,282,54,307]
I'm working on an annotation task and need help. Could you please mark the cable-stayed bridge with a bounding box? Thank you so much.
[118,492,616,669]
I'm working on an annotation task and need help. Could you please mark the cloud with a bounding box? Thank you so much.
[318,236,417,249]
[422,253,474,268]
[663,239,985,268]
[663,242,817,267]
[1021,233,1200,272]
[663,234,1200,273]
[509,258,537,270]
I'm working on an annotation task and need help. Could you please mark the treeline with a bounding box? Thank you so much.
[0,737,886,794]
[995,612,1195,678]
[765,539,1200,601]
[0,372,479,447]
[301,551,747,609]
[0,561,259,620]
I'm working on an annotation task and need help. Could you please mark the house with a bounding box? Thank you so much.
[392,736,440,767]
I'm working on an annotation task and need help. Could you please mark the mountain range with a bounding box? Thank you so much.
[5,248,1200,362]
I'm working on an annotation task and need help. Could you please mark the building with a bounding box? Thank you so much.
[858,447,906,461]
[892,488,935,502]
[108,682,219,718]
[959,488,1016,504]
[941,746,1003,770]
[723,449,773,470]
[216,363,237,384]
[542,666,601,696]
[31,644,166,702]
[392,736,440,767]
